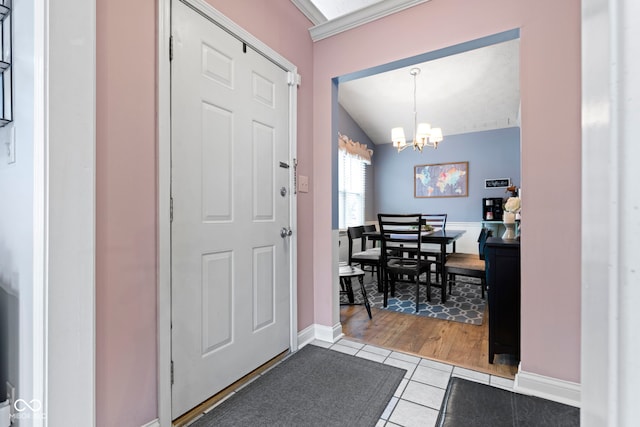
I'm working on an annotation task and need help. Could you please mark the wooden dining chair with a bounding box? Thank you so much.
[363,224,378,248]
[378,213,434,312]
[421,213,447,231]
[420,213,448,283]
[361,223,379,278]
[347,226,383,291]
[443,228,492,299]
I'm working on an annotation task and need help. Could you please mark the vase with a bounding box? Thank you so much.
[502,212,517,240]
[502,222,516,240]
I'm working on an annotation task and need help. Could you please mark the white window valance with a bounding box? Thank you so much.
[338,133,373,164]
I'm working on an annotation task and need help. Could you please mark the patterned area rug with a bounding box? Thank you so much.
[342,273,485,325]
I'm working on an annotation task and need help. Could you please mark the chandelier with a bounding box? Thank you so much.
[391,67,443,152]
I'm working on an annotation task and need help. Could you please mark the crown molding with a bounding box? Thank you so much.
[290,0,327,26]
[309,0,430,42]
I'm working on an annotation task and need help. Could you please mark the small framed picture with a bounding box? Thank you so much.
[484,178,511,189]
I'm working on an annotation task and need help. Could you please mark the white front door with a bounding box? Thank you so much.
[171,0,292,417]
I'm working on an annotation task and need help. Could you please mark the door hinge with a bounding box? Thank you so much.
[169,36,174,61]
[171,360,174,385]
[170,197,174,222]
[293,158,298,194]
[287,72,301,87]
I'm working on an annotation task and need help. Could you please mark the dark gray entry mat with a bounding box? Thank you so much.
[436,377,580,426]
[190,344,406,427]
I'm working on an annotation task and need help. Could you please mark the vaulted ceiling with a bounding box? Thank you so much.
[338,38,520,144]
[291,0,521,145]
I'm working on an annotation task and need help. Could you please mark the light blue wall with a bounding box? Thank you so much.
[373,127,521,222]
[337,103,377,221]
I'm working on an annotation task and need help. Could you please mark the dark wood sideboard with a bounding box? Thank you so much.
[485,237,521,364]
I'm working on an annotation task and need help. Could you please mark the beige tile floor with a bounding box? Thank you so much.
[187,338,515,427]
[312,338,515,427]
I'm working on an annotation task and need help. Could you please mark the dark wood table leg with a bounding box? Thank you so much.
[440,242,447,303]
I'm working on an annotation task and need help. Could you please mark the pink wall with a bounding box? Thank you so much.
[313,0,581,382]
[96,0,315,424]
[95,0,580,423]
[96,0,158,425]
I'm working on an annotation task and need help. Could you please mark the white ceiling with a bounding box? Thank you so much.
[310,0,381,20]
[339,38,521,144]
[292,0,521,145]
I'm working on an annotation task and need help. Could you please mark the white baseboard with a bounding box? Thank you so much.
[296,324,317,348]
[140,419,160,427]
[297,323,343,347]
[514,367,581,408]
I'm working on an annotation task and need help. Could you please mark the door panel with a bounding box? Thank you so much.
[202,102,233,221]
[201,251,233,354]
[171,1,291,417]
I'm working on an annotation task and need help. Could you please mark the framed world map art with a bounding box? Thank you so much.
[414,161,469,198]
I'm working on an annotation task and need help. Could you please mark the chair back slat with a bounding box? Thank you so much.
[378,213,433,310]
[363,224,377,249]
[377,213,425,264]
[421,213,447,230]
[347,226,366,262]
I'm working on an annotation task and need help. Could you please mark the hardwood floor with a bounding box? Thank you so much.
[340,303,518,378]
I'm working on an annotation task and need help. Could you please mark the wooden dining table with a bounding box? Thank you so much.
[363,228,466,286]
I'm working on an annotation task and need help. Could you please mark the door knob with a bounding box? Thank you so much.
[280,227,293,238]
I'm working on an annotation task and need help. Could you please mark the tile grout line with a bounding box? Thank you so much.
[347,343,449,424]
[333,339,516,426]
[323,339,517,427]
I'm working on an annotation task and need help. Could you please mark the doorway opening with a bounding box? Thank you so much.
[332,29,521,377]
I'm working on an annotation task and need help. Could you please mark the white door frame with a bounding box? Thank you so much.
[581,0,640,425]
[39,0,96,425]
[157,0,299,424]
[34,0,101,425]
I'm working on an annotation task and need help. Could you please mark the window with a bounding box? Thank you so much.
[338,150,367,228]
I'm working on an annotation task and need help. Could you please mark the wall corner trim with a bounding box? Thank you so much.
[514,368,581,408]
[300,323,343,345]
[140,419,160,427]
[296,324,317,348]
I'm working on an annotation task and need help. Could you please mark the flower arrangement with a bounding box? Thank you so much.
[503,197,521,224]
[504,196,521,214]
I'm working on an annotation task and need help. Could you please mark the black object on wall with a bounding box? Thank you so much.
[482,197,504,221]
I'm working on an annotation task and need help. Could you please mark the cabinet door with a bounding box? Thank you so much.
[487,244,520,359]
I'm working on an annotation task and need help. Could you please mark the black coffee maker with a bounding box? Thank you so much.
[482,197,504,221]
